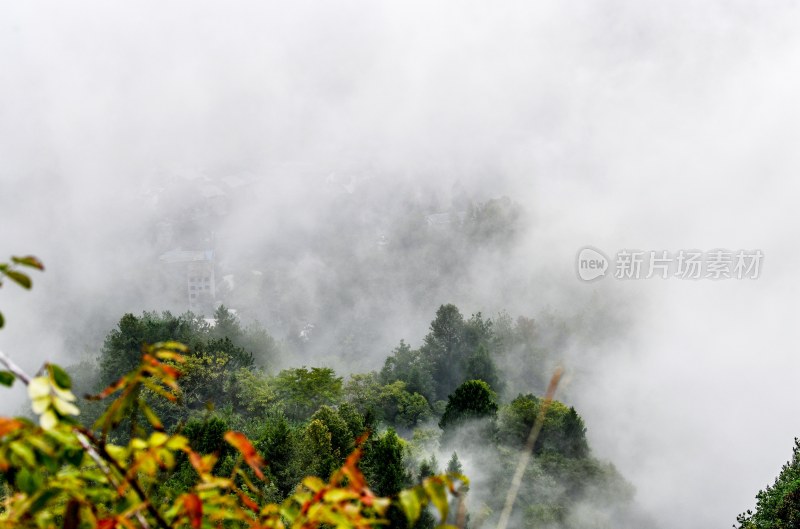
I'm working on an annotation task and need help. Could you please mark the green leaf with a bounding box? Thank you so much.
[399,487,423,525]
[10,440,36,466]
[27,488,60,514]
[4,270,31,289]
[138,398,163,431]
[48,364,72,390]
[64,447,85,467]
[0,370,14,387]
[41,453,60,473]
[15,467,43,494]
[11,255,44,271]
[423,478,449,522]
[0,310,4,328]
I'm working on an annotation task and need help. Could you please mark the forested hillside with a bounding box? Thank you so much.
[51,302,641,528]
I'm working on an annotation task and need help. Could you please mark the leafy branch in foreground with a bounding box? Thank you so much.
[0,256,467,528]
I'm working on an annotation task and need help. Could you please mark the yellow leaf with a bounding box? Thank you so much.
[31,396,51,415]
[40,410,58,431]
[323,488,358,503]
[148,432,169,447]
[53,385,77,402]
[28,377,50,400]
[301,476,325,492]
[106,444,128,462]
[53,397,80,416]
[423,478,448,522]
[399,488,422,525]
[166,435,189,450]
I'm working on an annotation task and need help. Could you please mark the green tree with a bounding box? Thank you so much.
[364,429,409,497]
[446,452,463,475]
[0,255,468,529]
[396,391,432,429]
[439,380,498,432]
[231,367,277,416]
[337,401,369,440]
[464,344,503,395]
[737,438,800,529]
[98,311,208,385]
[252,411,300,497]
[273,366,343,420]
[344,374,431,429]
[363,429,411,528]
[497,395,589,458]
[310,405,353,465]
[301,419,337,479]
[380,340,436,402]
[423,304,465,401]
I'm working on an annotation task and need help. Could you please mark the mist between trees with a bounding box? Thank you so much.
[29,300,651,529]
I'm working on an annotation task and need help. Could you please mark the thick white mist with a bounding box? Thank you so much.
[2,2,800,527]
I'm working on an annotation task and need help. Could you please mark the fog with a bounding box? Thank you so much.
[2,1,800,528]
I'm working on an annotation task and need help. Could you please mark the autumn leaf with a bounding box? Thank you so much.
[182,493,203,529]
[224,431,265,479]
[0,417,23,437]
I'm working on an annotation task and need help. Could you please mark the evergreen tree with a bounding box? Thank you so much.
[439,380,498,432]
[464,344,503,395]
[737,438,800,528]
[446,452,463,475]
[422,304,465,400]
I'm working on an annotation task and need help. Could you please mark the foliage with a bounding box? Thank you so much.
[423,305,466,402]
[0,343,467,529]
[379,341,435,404]
[0,256,641,529]
[737,438,800,529]
[438,380,498,432]
[344,374,431,431]
[273,367,342,421]
[382,306,501,404]
[497,395,589,459]
[0,262,468,529]
[0,255,44,330]
[445,453,462,476]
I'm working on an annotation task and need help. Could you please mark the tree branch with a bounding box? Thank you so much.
[77,428,171,529]
[0,349,31,384]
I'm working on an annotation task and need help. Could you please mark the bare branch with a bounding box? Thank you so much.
[0,349,31,385]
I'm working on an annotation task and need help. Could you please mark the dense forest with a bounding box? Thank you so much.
[34,301,636,529]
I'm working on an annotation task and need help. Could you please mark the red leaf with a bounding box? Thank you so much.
[182,493,203,529]
[188,451,206,474]
[237,490,259,512]
[87,376,127,400]
[224,431,265,479]
[97,519,117,529]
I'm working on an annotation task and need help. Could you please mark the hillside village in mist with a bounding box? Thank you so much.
[146,172,529,368]
[3,2,800,529]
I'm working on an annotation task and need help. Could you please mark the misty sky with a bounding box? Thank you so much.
[3,2,800,528]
